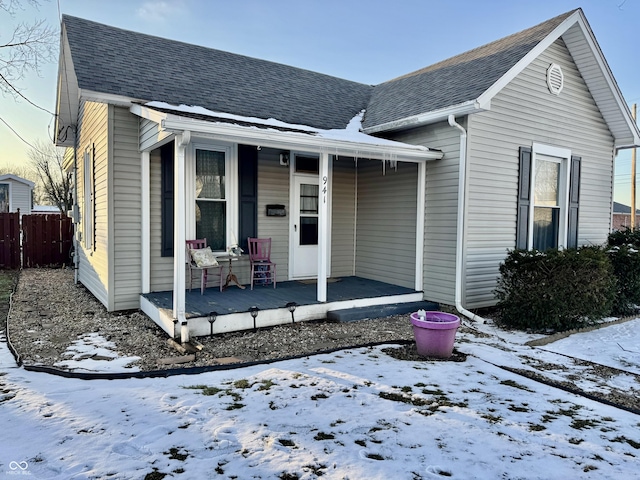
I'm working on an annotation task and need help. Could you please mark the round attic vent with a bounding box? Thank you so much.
[546,63,564,95]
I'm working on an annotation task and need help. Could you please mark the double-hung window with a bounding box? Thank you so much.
[162,142,250,257]
[195,148,227,251]
[517,143,580,251]
[532,153,566,250]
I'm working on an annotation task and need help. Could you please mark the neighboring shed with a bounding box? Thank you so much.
[0,174,33,216]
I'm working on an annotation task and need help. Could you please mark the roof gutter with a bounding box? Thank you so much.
[448,114,485,324]
[160,117,443,163]
[364,100,485,135]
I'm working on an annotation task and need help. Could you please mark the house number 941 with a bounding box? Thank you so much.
[322,176,328,203]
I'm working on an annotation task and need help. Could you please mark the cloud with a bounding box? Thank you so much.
[136,1,186,23]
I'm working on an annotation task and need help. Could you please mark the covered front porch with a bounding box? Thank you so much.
[133,103,444,339]
[141,276,430,337]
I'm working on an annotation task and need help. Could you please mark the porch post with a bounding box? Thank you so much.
[415,161,426,291]
[173,131,190,329]
[317,151,329,302]
[141,151,150,294]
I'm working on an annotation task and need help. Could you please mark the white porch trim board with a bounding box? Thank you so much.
[141,151,150,294]
[415,161,426,292]
[172,131,190,332]
[317,152,330,302]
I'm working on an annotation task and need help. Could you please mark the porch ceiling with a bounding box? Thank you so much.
[131,103,443,163]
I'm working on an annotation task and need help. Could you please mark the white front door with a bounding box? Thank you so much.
[291,175,319,278]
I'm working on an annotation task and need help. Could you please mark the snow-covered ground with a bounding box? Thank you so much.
[1,318,639,479]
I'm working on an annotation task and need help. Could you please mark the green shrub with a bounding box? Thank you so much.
[495,247,616,332]
[606,228,640,315]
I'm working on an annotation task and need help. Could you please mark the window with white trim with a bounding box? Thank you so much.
[532,153,568,250]
[191,145,237,252]
[516,143,580,251]
[195,148,227,251]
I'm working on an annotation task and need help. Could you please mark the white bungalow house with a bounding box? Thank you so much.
[54,9,640,338]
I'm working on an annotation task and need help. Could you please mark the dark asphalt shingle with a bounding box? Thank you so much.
[361,10,577,129]
[63,10,577,132]
[63,15,373,131]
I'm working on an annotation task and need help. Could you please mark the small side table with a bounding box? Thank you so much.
[221,254,245,290]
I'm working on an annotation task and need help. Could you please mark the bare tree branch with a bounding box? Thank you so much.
[27,139,72,214]
[0,1,57,100]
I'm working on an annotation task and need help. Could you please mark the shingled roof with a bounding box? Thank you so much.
[62,15,373,131]
[361,10,576,130]
[58,10,638,148]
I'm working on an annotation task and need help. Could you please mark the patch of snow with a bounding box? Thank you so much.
[145,101,430,151]
[54,333,140,373]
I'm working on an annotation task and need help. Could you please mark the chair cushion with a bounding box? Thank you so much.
[190,247,219,267]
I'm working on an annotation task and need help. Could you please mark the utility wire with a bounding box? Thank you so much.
[0,72,57,116]
[0,114,59,159]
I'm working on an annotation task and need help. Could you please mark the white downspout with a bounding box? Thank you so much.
[448,114,485,323]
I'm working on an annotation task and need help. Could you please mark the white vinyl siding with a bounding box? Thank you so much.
[9,181,32,215]
[355,159,417,289]
[389,122,461,305]
[464,38,614,308]
[76,100,109,308]
[331,159,356,277]
[111,106,142,310]
[140,118,172,152]
[256,148,288,284]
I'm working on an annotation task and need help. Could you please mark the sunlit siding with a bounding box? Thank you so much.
[111,106,142,310]
[355,159,417,288]
[390,121,461,306]
[257,148,289,283]
[149,147,174,292]
[76,100,109,308]
[464,38,614,308]
[331,159,356,277]
[140,118,172,151]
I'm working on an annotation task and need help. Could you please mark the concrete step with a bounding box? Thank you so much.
[327,301,440,323]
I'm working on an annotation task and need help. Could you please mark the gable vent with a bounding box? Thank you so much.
[546,63,564,95]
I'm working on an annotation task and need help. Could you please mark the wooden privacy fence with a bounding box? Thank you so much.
[0,212,21,269]
[22,214,73,267]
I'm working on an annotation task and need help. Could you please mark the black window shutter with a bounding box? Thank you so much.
[516,147,532,250]
[238,144,258,253]
[161,142,174,257]
[567,155,581,249]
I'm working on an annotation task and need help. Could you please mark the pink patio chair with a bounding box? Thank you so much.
[186,239,224,294]
[248,237,276,289]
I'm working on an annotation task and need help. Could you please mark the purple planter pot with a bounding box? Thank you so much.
[410,311,460,358]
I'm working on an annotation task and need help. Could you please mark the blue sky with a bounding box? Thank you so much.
[1,0,639,204]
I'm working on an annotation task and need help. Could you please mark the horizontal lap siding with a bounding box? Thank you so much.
[355,159,417,289]
[331,159,356,277]
[76,101,109,308]
[111,106,142,310]
[464,38,614,308]
[140,118,172,151]
[257,148,288,283]
[390,122,461,305]
[9,182,31,214]
[149,148,174,292]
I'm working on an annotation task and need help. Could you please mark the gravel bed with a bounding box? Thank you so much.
[7,269,436,371]
[6,269,640,414]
